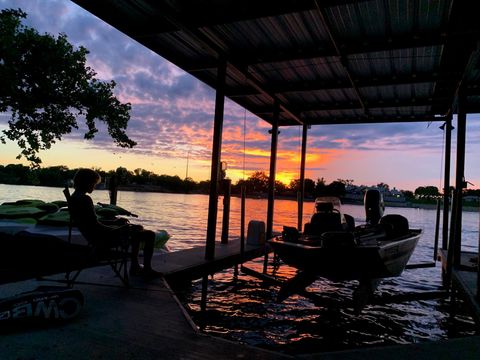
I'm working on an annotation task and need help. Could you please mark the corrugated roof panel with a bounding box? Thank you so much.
[369,105,432,117]
[413,83,435,98]
[252,57,344,85]
[387,0,448,34]
[155,32,212,61]
[359,82,435,102]
[394,84,415,100]
[210,11,331,55]
[360,86,390,101]
[348,46,440,80]
[72,0,480,124]
[325,1,385,41]
[413,46,442,73]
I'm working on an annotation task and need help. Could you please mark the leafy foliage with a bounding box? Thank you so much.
[0,9,136,166]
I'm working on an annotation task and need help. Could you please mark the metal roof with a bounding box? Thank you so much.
[72,0,480,126]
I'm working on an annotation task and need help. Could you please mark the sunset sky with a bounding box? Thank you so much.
[1,0,479,191]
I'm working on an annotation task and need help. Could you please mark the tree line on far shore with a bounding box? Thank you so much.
[1,164,479,203]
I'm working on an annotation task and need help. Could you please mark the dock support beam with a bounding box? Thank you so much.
[442,116,452,251]
[221,179,231,244]
[453,91,467,268]
[205,59,227,261]
[298,124,308,232]
[266,100,280,240]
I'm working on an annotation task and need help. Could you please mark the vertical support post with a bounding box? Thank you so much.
[264,100,280,273]
[221,179,231,244]
[477,210,480,299]
[205,59,227,261]
[200,274,209,315]
[108,175,118,206]
[298,124,308,231]
[442,117,452,250]
[240,185,246,262]
[453,91,467,268]
[266,100,280,240]
[446,188,457,286]
[433,199,441,261]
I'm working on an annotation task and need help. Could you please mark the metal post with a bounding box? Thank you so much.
[442,117,452,250]
[221,179,231,244]
[266,100,280,240]
[298,124,308,231]
[240,185,246,262]
[453,92,467,267]
[433,198,441,261]
[200,274,209,316]
[264,100,280,273]
[108,175,118,205]
[446,189,457,286]
[205,59,227,261]
[477,209,480,300]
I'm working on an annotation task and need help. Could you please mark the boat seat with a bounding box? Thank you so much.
[282,226,300,242]
[380,214,409,239]
[304,211,343,236]
[320,231,357,248]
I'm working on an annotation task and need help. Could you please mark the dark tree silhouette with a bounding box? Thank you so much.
[0,9,136,166]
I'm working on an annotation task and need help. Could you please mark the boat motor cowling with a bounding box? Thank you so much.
[364,189,384,225]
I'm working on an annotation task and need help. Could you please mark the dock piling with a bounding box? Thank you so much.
[221,179,231,244]
[434,198,441,261]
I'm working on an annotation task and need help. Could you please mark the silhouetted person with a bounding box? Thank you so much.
[70,168,161,278]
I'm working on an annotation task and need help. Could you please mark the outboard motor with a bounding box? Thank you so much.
[364,189,384,225]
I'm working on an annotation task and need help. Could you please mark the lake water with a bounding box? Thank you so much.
[1,184,478,354]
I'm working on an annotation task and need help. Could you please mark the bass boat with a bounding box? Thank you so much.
[268,190,421,307]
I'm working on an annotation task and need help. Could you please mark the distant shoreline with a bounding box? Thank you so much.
[2,182,478,212]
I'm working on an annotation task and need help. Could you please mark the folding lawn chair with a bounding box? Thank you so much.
[63,186,131,287]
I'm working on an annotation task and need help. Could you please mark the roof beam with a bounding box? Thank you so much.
[251,97,450,114]
[302,114,446,125]
[228,31,448,68]
[299,97,450,113]
[271,72,446,94]
[182,31,449,72]
[225,72,454,98]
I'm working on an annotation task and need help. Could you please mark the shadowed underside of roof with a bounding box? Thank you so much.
[72,0,480,126]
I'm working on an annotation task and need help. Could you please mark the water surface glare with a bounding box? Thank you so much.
[1,184,478,354]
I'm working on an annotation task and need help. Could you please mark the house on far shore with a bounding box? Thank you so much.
[342,184,407,206]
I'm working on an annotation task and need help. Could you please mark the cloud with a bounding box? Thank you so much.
[2,0,480,190]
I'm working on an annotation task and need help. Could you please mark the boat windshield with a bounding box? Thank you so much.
[313,197,343,214]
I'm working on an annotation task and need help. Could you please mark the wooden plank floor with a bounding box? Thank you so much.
[155,238,268,282]
[452,270,480,326]
[438,249,480,327]
[0,265,290,360]
[2,245,480,359]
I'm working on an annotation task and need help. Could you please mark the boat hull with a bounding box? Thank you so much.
[268,229,421,281]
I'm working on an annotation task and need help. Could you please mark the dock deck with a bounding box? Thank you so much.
[155,238,268,282]
[0,268,287,360]
[1,244,480,359]
[439,249,480,327]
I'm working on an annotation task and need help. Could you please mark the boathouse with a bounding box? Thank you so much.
[70,0,480,311]
[2,1,478,358]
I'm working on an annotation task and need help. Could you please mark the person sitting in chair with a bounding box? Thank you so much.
[70,168,161,279]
